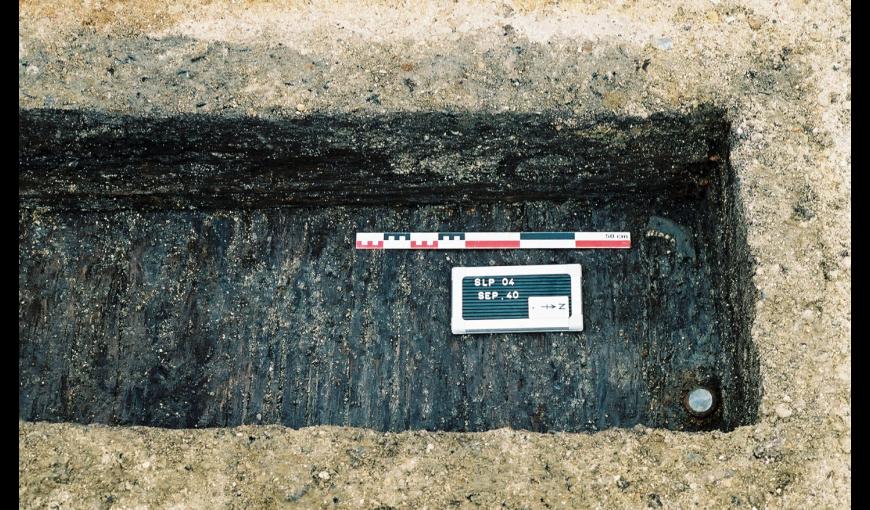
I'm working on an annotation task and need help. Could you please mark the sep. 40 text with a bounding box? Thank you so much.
[474,277,519,300]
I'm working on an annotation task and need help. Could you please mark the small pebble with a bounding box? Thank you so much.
[686,451,703,463]
[653,37,673,50]
[747,16,765,30]
[317,470,330,480]
[775,404,793,419]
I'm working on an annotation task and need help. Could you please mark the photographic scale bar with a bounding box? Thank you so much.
[355,232,631,249]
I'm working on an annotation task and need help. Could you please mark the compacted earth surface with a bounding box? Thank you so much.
[19,0,850,508]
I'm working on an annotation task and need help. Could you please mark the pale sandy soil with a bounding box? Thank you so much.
[19,1,850,508]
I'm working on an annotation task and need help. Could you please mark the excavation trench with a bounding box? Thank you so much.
[18,107,759,432]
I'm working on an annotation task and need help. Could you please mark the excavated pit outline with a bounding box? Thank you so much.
[18,106,759,432]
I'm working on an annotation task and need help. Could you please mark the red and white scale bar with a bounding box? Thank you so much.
[355,232,631,250]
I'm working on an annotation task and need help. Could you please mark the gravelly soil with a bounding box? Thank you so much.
[19,0,850,508]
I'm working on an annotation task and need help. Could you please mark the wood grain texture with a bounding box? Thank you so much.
[18,109,758,432]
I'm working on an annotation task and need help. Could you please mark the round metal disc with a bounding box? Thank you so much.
[686,387,715,416]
